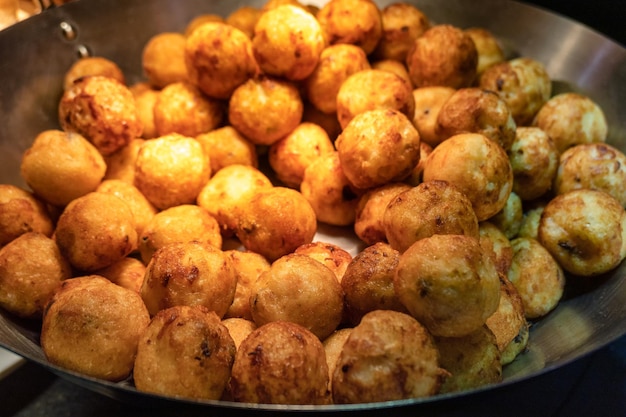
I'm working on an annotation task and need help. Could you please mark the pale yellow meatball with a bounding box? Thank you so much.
[478,221,514,277]
[225,6,262,39]
[517,202,546,239]
[294,241,353,283]
[63,56,125,90]
[94,256,146,293]
[480,57,551,126]
[129,83,158,139]
[554,143,626,207]
[224,250,271,321]
[103,138,144,184]
[532,92,608,154]
[411,86,457,147]
[489,191,523,239]
[185,22,258,100]
[142,32,188,89]
[196,126,258,173]
[134,133,210,210]
[464,27,505,77]
[372,2,430,62]
[422,133,513,221]
[406,24,478,89]
[0,184,53,247]
[21,130,106,207]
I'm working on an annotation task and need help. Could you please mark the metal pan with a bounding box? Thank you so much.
[0,0,625,414]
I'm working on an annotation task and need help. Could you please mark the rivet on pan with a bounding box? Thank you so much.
[59,21,77,41]
[76,44,91,58]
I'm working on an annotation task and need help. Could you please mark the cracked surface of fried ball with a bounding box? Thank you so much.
[372,2,430,61]
[63,56,125,91]
[142,32,188,89]
[0,185,53,247]
[294,241,353,283]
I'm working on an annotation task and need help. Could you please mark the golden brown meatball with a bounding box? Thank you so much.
[0,232,71,319]
[58,75,142,156]
[54,192,137,272]
[394,234,501,337]
[332,310,445,403]
[133,305,236,400]
[383,180,480,252]
[20,129,106,207]
[225,6,262,38]
[103,138,144,184]
[183,13,225,37]
[141,240,237,317]
[94,256,146,293]
[372,2,430,62]
[229,320,330,405]
[185,21,258,100]
[478,221,514,277]
[142,32,188,89]
[228,76,303,146]
[370,59,412,86]
[63,56,125,90]
[129,83,159,139]
[250,253,344,340]
[0,184,53,247]
[464,27,505,77]
[406,24,478,89]
[41,276,150,381]
[422,133,513,222]
[336,108,421,189]
[224,249,271,321]
[411,86,457,147]
[196,126,258,173]
[294,241,353,283]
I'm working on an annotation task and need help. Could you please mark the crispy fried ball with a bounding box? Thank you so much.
[383,180,480,253]
[532,92,608,154]
[21,130,106,207]
[142,32,188,89]
[225,6,262,38]
[196,164,273,236]
[234,187,317,261]
[185,21,258,100]
[300,151,360,226]
[54,192,137,272]
[224,250,271,320]
[422,133,513,221]
[133,305,236,400]
[406,141,434,186]
[354,182,412,246]
[0,184,53,247]
[183,13,225,37]
[435,87,517,151]
[332,309,445,404]
[302,101,343,141]
[336,108,421,189]
[411,86,457,147]
[261,0,306,12]
[370,59,412,86]
[0,233,71,319]
[129,83,159,139]
[508,237,565,318]
[323,328,353,392]
[103,138,145,184]
[252,5,325,81]
[489,191,523,239]
[268,122,335,188]
[538,189,626,277]
[294,241,353,283]
[335,68,415,129]
[517,203,545,240]
[316,0,383,55]
[221,317,257,350]
[341,242,408,325]
[94,256,146,293]
[196,126,258,173]
[464,27,505,77]
[228,76,303,146]
[480,57,551,126]
[435,325,501,394]
[394,234,501,337]
[41,276,150,381]
[554,143,626,207]
[153,81,224,137]
[229,321,330,405]
[63,56,125,90]
[58,75,143,156]
[509,126,559,201]
[138,204,222,265]
[304,44,371,115]
[478,221,514,277]
[134,133,210,210]
[141,240,237,317]
[372,2,430,62]
[250,253,344,340]
[406,24,478,89]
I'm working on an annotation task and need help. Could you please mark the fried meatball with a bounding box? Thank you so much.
[406,141,434,186]
[103,138,144,184]
[478,221,514,277]
[332,310,445,404]
[134,133,210,210]
[185,21,258,100]
[518,203,545,240]
[41,276,150,381]
[229,321,330,405]
[294,241,353,283]
[0,184,53,247]
[406,24,478,89]
[129,83,159,139]
[184,13,225,37]
[394,234,501,337]
[142,32,188,89]
[228,76,303,146]
[554,143,626,207]
[0,233,71,319]
[234,187,317,261]
[58,75,142,156]
[224,250,271,320]
[250,253,344,340]
[372,2,430,61]
[302,100,343,141]
[196,126,258,173]
[422,133,513,221]
[383,180,480,253]
[323,328,353,392]
[133,305,236,400]
[464,27,505,77]
[225,6,262,38]
[20,129,106,207]
[480,57,551,126]
[94,256,146,293]
[141,240,237,317]
[221,317,257,350]
[489,191,523,239]
[538,189,626,277]
[435,87,517,151]
[509,126,559,201]
[54,192,137,271]
[316,0,383,55]
[335,68,415,129]
[532,92,608,154]
[411,86,457,147]
[63,56,125,90]
[370,59,412,86]
[336,108,421,189]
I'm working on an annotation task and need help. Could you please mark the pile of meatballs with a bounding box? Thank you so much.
[1,0,625,406]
